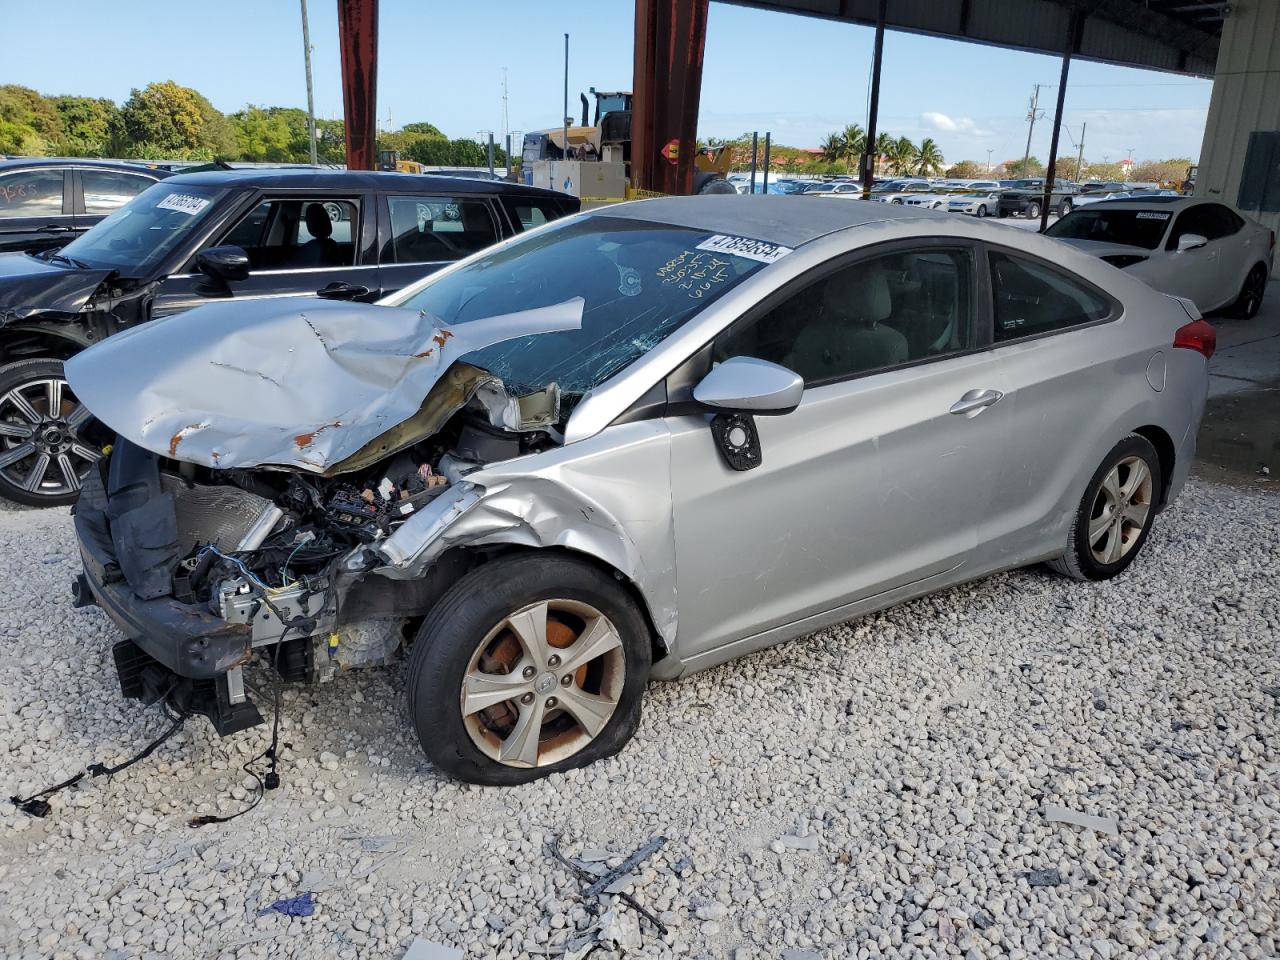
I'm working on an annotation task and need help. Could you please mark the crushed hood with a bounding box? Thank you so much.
[65,296,584,473]
[0,253,114,323]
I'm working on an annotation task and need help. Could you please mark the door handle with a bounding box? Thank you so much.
[316,281,371,301]
[950,388,1004,416]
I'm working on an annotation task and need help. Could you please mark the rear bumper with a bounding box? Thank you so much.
[73,464,251,680]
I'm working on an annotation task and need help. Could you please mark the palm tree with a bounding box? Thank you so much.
[889,137,916,176]
[874,132,894,176]
[914,137,944,176]
[840,123,865,174]
[820,132,843,165]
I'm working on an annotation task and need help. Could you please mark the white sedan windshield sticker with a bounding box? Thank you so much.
[156,193,211,216]
[1135,211,1171,220]
[696,234,793,264]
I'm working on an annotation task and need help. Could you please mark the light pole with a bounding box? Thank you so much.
[986,149,993,173]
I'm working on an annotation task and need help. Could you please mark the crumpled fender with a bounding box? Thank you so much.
[0,268,113,325]
[373,421,678,650]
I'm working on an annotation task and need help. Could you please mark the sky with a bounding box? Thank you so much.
[2,0,1213,166]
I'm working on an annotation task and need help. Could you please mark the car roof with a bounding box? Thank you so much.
[159,166,567,198]
[0,157,170,175]
[591,195,950,248]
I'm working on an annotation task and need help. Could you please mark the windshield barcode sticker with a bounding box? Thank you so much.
[156,193,211,216]
[696,234,792,264]
[1135,211,1171,220]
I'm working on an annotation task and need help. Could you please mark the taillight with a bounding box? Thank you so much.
[1173,319,1216,359]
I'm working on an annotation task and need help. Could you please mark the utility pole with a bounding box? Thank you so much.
[300,0,317,164]
[1075,122,1086,181]
[986,149,993,173]
[1023,84,1044,165]
[563,34,570,161]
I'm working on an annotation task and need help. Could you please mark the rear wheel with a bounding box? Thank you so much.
[1227,263,1268,319]
[406,553,651,785]
[0,358,106,508]
[1058,198,1073,217]
[1025,201,1042,220]
[1047,434,1162,581]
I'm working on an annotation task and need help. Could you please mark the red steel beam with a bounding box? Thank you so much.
[633,0,710,194]
[337,0,379,171]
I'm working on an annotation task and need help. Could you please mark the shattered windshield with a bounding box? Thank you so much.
[392,216,771,411]
[58,182,229,274]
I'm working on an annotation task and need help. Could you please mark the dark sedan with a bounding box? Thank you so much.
[0,158,172,254]
[0,168,578,506]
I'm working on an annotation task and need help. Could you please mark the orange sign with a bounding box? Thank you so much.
[661,139,680,164]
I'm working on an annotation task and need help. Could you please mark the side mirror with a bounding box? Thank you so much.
[196,245,250,283]
[694,356,804,415]
[1176,233,1208,253]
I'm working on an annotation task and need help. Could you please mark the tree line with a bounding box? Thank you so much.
[0,81,505,167]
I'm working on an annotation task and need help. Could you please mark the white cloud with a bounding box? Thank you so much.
[920,111,990,137]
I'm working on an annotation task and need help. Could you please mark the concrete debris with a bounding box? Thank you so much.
[781,950,822,960]
[578,848,613,862]
[774,833,819,852]
[402,938,463,960]
[1043,803,1120,837]
[597,908,643,951]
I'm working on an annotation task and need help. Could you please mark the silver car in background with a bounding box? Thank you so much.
[69,197,1212,785]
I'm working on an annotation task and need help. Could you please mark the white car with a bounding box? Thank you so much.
[1047,197,1275,317]
[946,191,1002,217]
[901,192,947,209]
[1075,190,1180,208]
[868,180,933,204]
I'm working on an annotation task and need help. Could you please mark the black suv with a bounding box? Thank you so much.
[0,158,172,254]
[0,168,578,506]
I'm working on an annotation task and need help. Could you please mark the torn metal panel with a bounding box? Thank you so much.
[375,419,679,649]
[0,255,113,324]
[64,296,584,473]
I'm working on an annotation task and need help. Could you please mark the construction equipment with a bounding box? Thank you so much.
[377,150,425,174]
[521,88,733,197]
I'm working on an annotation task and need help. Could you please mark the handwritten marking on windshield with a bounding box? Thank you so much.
[656,251,731,299]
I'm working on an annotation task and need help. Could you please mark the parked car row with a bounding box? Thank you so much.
[0,168,579,506]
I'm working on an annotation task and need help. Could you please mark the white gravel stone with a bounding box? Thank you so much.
[0,479,1277,959]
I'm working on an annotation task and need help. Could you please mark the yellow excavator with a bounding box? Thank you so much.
[521,88,734,195]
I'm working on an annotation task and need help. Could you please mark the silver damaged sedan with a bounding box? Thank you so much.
[67,196,1213,784]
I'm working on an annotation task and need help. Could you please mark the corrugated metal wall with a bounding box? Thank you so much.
[1197,0,1280,275]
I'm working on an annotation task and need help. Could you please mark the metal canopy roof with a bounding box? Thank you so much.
[722,0,1223,76]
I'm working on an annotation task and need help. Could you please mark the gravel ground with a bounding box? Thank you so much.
[0,478,1277,960]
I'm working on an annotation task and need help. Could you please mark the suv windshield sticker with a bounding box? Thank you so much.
[1136,211,1172,220]
[156,193,212,216]
[657,250,732,299]
[695,234,792,264]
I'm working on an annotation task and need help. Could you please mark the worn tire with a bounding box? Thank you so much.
[1046,434,1162,582]
[405,553,652,785]
[1226,263,1268,319]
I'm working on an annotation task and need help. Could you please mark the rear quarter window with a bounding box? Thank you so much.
[990,251,1113,341]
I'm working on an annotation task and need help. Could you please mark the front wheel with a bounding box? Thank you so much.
[1046,434,1162,581]
[1025,201,1042,220]
[406,554,652,785]
[0,358,106,508]
[975,205,987,218]
[1058,199,1073,217]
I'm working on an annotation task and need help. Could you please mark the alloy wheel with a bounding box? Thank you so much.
[460,599,626,769]
[1087,455,1153,565]
[1241,266,1267,318]
[0,376,101,498]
